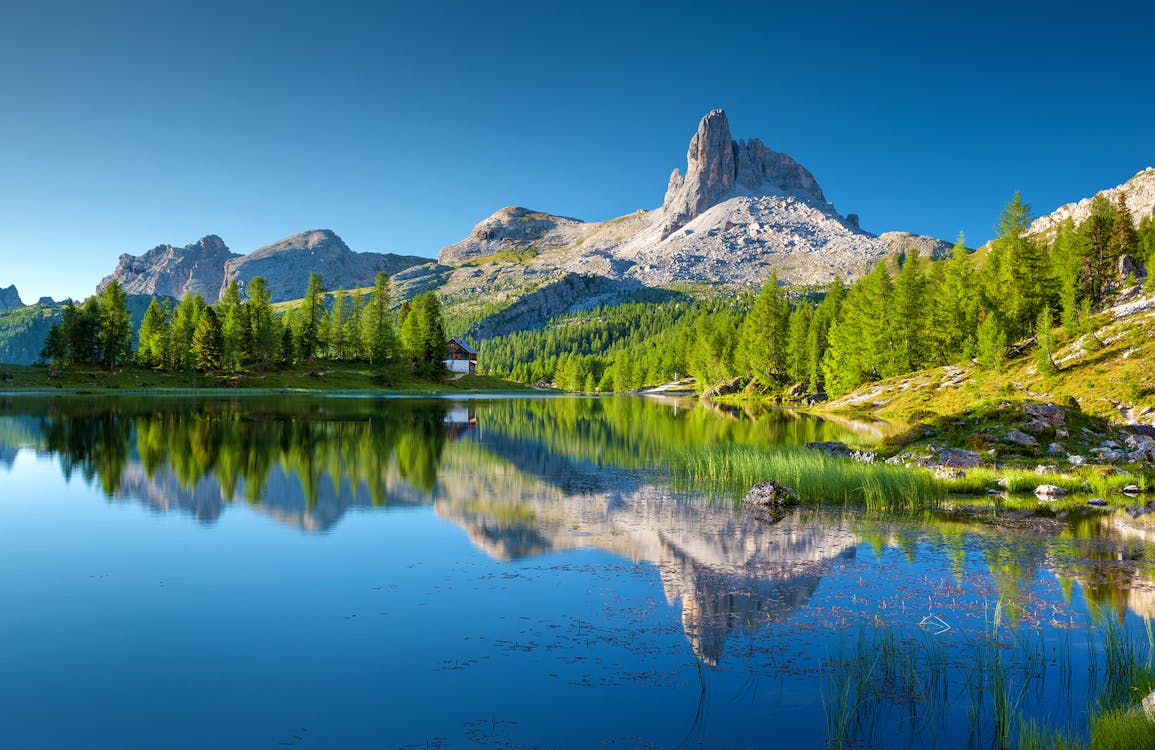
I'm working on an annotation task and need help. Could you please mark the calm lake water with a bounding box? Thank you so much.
[1,394,1153,749]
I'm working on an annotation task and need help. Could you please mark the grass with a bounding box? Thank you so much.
[672,445,944,510]
[820,604,1155,750]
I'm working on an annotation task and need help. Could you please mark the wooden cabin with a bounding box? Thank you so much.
[444,337,478,374]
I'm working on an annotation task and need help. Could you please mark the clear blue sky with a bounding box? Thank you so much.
[2,0,1152,302]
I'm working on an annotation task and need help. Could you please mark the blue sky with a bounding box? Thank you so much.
[2,0,1152,302]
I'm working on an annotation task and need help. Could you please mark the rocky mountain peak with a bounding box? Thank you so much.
[659,109,825,239]
[1029,167,1155,239]
[0,284,23,311]
[98,235,239,300]
[438,207,584,264]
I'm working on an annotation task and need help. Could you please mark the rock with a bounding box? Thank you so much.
[1126,434,1155,451]
[1046,442,1064,455]
[222,230,428,303]
[1069,454,1087,466]
[1055,429,1069,439]
[1143,687,1155,720]
[1122,484,1142,496]
[659,110,825,239]
[1101,440,1121,450]
[1035,484,1069,499]
[1029,168,1155,241]
[934,468,965,480]
[806,441,851,457]
[1024,402,1067,426]
[0,284,23,311]
[1087,498,1109,507]
[98,235,239,300]
[785,382,808,399]
[1119,254,1148,282]
[805,392,829,405]
[701,377,747,399]
[936,448,982,469]
[1004,430,1040,449]
[1021,419,1053,436]
[98,231,428,304]
[1034,464,1058,475]
[743,481,799,508]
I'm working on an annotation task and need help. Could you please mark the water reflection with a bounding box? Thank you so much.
[4,394,1155,667]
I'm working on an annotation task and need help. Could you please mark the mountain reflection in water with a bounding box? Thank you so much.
[3,393,1155,669]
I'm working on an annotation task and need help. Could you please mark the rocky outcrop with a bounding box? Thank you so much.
[0,284,23,311]
[220,229,428,302]
[98,235,238,300]
[659,109,824,239]
[1028,167,1155,239]
[98,231,429,304]
[438,207,584,265]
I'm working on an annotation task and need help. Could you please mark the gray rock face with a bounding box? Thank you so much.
[1004,429,1040,449]
[438,207,584,265]
[99,236,239,300]
[98,235,238,300]
[98,231,429,304]
[659,109,824,239]
[1029,167,1155,240]
[221,230,429,303]
[0,284,23,311]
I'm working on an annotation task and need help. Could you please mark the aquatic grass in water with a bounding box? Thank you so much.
[673,445,943,510]
[821,604,1155,750]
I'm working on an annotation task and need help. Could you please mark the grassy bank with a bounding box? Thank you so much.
[673,445,944,510]
[0,361,533,393]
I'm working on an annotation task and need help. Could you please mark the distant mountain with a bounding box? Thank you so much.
[0,284,23,311]
[221,229,428,302]
[438,110,952,290]
[99,231,428,303]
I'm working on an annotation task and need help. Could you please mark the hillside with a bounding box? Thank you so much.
[822,289,1155,426]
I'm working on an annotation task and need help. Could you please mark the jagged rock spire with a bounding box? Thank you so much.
[659,109,825,238]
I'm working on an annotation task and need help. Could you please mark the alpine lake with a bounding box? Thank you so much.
[2,393,1154,749]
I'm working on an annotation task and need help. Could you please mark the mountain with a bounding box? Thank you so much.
[0,285,23,311]
[99,235,238,300]
[1028,167,1155,239]
[437,110,951,297]
[221,229,427,302]
[99,231,428,303]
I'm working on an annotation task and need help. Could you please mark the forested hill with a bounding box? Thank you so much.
[0,296,163,366]
[478,190,1155,405]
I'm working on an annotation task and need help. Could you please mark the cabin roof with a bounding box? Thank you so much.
[448,337,477,355]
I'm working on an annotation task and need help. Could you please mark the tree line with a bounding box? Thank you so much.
[41,272,450,377]
[481,191,1155,395]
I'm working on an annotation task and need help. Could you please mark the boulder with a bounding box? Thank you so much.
[1004,430,1040,449]
[1119,253,1148,282]
[1122,484,1142,496]
[1034,465,1058,475]
[1087,498,1109,507]
[1021,419,1053,436]
[806,441,850,457]
[1143,687,1155,720]
[934,468,966,480]
[936,448,982,469]
[1024,402,1067,426]
[743,481,799,508]
[701,377,747,399]
[1035,484,1068,499]
[1046,442,1064,455]
[1069,454,1087,466]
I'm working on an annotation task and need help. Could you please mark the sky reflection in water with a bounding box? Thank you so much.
[0,395,1153,748]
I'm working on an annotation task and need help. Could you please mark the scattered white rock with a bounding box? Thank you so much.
[1035,484,1068,499]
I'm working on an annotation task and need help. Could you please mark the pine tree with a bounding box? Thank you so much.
[298,272,325,361]
[975,314,1007,372]
[992,192,1046,340]
[1078,195,1117,304]
[245,277,279,369]
[1035,305,1057,376]
[807,280,843,393]
[889,249,927,374]
[137,298,170,367]
[1049,219,1082,335]
[741,273,789,384]
[928,237,977,364]
[1107,193,1139,265]
[361,272,395,365]
[822,264,892,394]
[398,292,447,377]
[218,280,247,370]
[785,303,813,385]
[192,307,223,371]
[169,293,207,370]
